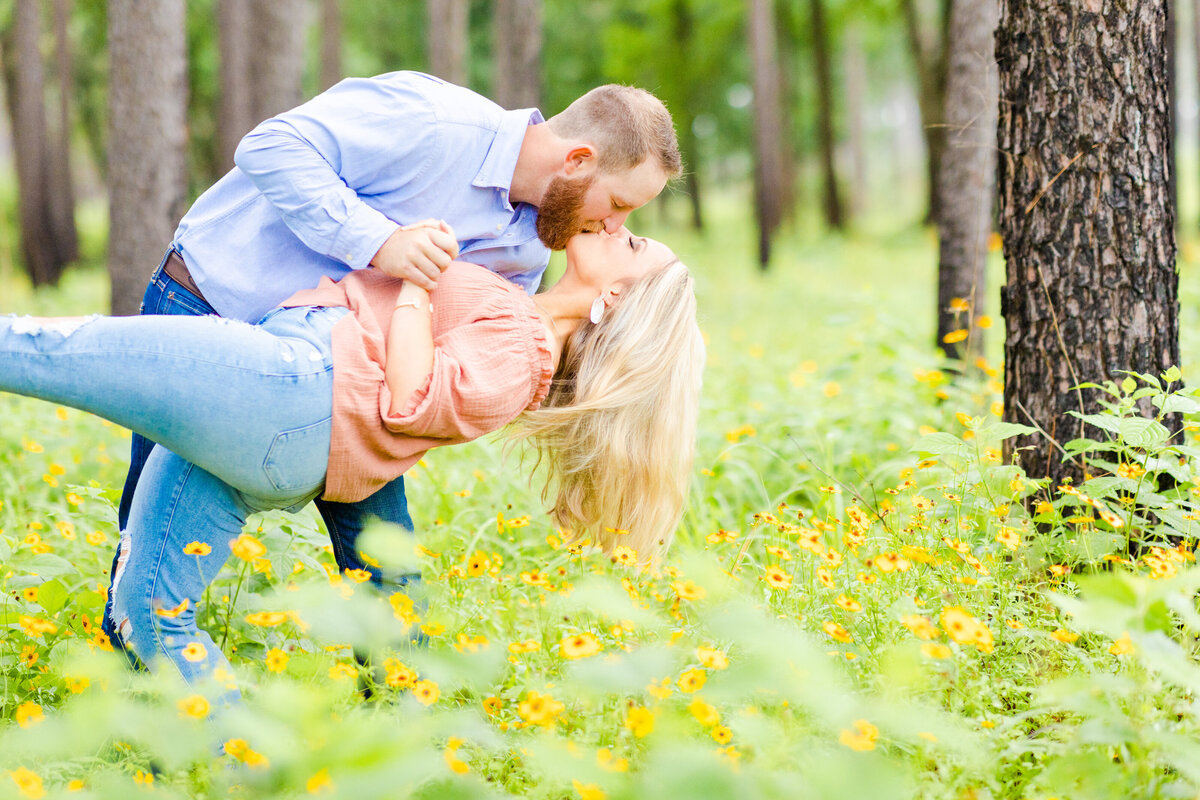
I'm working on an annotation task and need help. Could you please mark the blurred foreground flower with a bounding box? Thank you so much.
[839,719,880,752]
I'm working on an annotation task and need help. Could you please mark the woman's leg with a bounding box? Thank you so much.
[0,307,341,502]
[111,445,254,703]
[118,250,218,531]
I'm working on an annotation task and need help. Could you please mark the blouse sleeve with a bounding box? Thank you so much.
[378,312,547,441]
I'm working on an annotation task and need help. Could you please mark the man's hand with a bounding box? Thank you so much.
[371,219,459,290]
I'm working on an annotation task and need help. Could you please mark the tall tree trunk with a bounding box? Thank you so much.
[670,0,703,229]
[1194,0,1200,230]
[217,0,254,170]
[9,0,60,286]
[844,24,868,220]
[901,0,950,225]
[427,0,469,86]
[48,0,78,265]
[107,0,188,315]
[320,0,343,91]
[808,0,843,230]
[774,0,798,223]
[492,0,541,109]
[748,0,786,268]
[935,0,997,361]
[997,0,1179,486]
[248,0,309,122]
[1168,0,1177,226]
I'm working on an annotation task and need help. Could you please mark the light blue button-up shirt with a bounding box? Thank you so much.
[172,71,551,323]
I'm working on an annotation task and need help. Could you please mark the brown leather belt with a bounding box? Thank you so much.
[161,250,209,304]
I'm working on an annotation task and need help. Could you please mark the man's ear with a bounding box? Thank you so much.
[563,144,597,177]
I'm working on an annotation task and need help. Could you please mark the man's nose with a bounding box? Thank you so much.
[602,212,631,233]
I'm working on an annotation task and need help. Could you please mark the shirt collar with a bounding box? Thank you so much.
[473,108,544,206]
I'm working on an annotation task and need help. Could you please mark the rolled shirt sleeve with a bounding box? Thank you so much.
[233,75,439,268]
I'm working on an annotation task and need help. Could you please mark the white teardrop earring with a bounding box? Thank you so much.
[589,296,605,324]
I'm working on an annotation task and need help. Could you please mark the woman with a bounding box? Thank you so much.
[0,227,703,695]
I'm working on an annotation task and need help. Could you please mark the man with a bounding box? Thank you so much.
[104,71,681,653]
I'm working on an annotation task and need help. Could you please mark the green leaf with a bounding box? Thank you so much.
[1117,417,1169,448]
[911,432,967,458]
[36,579,68,615]
[1121,376,1138,393]
[1163,365,1183,383]
[15,554,78,579]
[1154,393,1200,414]
[979,421,1038,441]
[1069,412,1121,435]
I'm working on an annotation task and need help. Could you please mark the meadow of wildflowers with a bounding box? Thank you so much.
[3,221,1200,799]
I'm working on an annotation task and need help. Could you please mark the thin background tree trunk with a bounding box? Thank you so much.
[808,0,843,230]
[1168,0,1178,224]
[217,0,254,169]
[427,0,469,86]
[934,0,997,361]
[748,0,786,268]
[9,0,59,286]
[844,23,869,220]
[48,0,78,265]
[901,0,950,225]
[669,0,704,229]
[492,0,541,109]
[997,0,1179,485]
[1194,0,1200,230]
[107,0,188,315]
[320,0,343,91]
[248,0,309,122]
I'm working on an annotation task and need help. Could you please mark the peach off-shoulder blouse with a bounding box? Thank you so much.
[281,261,553,503]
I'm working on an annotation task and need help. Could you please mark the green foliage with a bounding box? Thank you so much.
[3,216,1200,798]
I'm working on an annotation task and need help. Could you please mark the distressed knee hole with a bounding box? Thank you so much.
[108,529,135,648]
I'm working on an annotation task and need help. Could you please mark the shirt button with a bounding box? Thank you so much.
[495,224,503,231]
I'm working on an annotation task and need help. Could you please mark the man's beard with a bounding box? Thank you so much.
[536,173,595,250]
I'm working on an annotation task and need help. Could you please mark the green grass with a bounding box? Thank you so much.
[3,203,1200,799]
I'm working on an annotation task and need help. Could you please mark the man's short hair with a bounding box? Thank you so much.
[548,85,682,178]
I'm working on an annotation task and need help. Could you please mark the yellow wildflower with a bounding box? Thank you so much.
[624,705,655,738]
[839,719,880,751]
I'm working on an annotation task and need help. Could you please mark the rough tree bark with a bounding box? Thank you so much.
[107,0,188,315]
[997,0,1180,486]
[217,0,255,170]
[901,0,951,225]
[9,0,61,286]
[808,0,843,230]
[247,0,309,122]
[1194,0,1200,229]
[48,0,78,266]
[748,0,786,268]
[320,0,344,91]
[492,0,541,109]
[934,0,997,360]
[427,0,469,86]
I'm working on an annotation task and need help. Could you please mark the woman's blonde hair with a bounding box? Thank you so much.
[514,260,704,565]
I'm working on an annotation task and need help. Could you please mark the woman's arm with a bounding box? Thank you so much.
[385,281,434,416]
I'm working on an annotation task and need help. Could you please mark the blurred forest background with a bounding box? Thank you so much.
[0,0,1049,306]
[0,0,1195,479]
